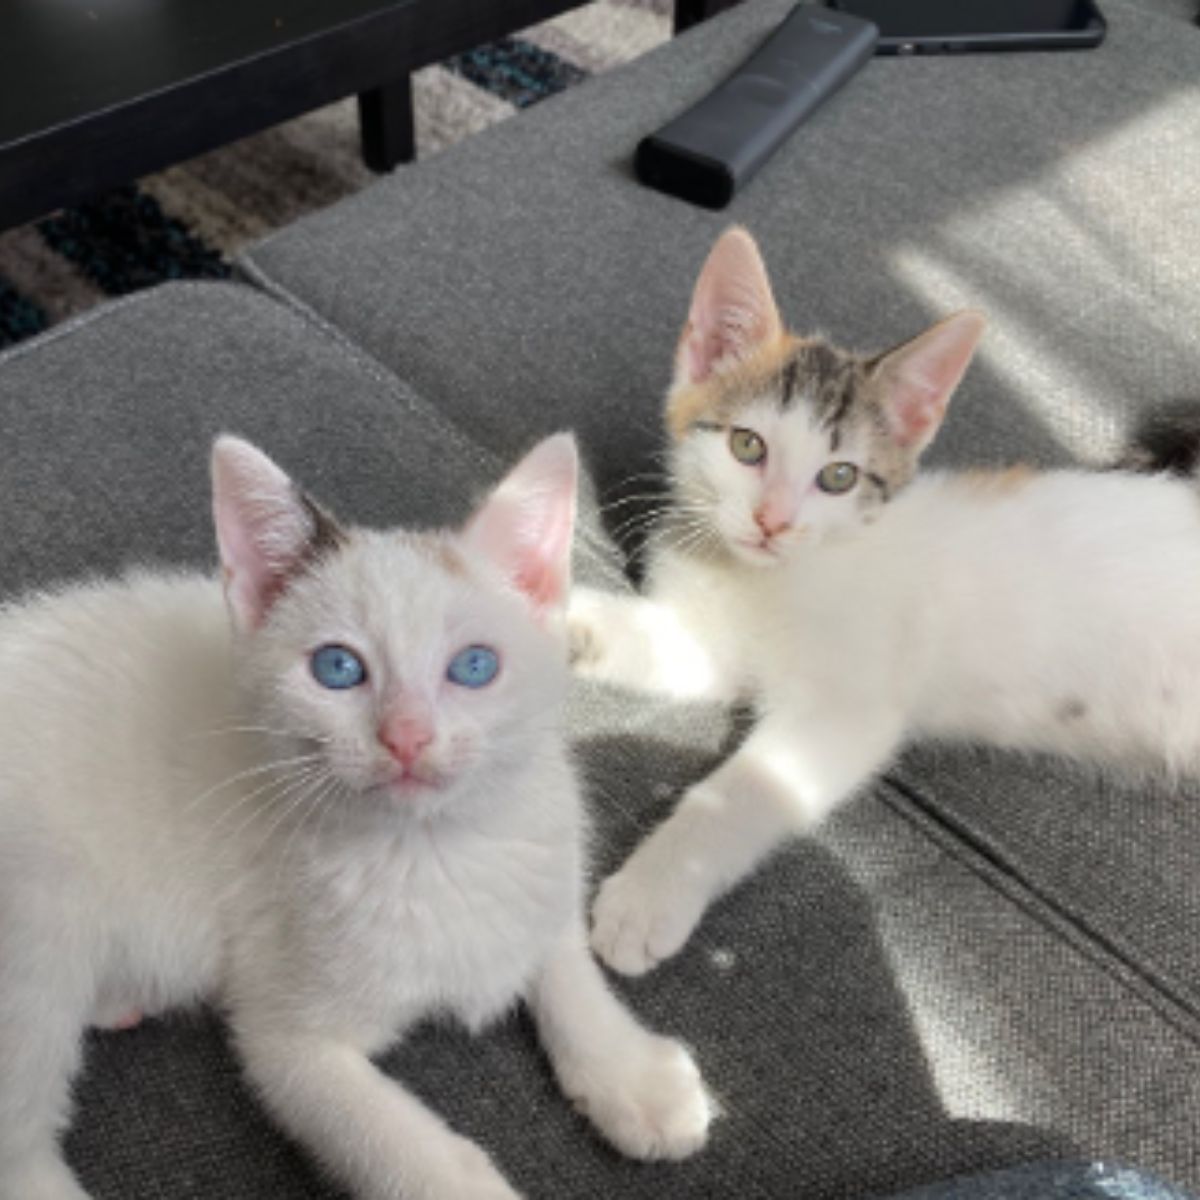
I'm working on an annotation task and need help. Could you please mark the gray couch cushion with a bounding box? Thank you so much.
[889,745,1200,1023]
[7,282,1200,1198]
[0,280,624,595]
[0,282,496,593]
[241,0,1200,489]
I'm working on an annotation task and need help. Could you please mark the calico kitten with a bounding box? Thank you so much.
[0,434,710,1200]
[572,226,1200,978]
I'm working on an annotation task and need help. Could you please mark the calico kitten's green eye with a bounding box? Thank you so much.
[729,428,766,466]
[816,462,859,494]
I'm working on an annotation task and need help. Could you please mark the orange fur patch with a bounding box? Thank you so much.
[957,466,1037,496]
[429,538,468,577]
[666,332,802,438]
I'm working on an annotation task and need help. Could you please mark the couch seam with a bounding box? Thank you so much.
[235,257,629,588]
[878,773,1200,1046]
[0,280,257,369]
[0,272,626,589]
[237,267,499,473]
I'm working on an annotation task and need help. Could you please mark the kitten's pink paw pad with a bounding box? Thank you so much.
[107,1010,144,1032]
[564,1035,712,1161]
[590,867,703,977]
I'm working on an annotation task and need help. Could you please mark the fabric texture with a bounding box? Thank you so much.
[0,281,622,597]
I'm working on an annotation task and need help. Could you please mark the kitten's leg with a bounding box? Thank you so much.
[568,587,736,702]
[234,1023,522,1200]
[0,911,95,1200]
[1,1156,91,1200]
[591,708,903,976]
[530,923,711,1160]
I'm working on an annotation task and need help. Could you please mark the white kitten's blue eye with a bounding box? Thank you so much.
[447,645,500,689]
[311,644,367,690]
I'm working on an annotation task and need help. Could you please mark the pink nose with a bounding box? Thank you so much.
[378,719,434,770]
[754,506,791,538]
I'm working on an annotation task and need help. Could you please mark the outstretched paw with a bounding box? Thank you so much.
[590,862,706,977]
[567,588,617,672]
[563,1033,711,1161]
[568,586,724,699]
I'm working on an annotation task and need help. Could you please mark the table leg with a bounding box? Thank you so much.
[358,76,415,172]
[673,0,744,35]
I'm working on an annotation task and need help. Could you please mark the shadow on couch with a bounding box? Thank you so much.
[63,732,1071,1200]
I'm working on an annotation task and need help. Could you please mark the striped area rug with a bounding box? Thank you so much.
[0,0,671,348]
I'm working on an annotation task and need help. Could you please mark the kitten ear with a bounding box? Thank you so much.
[871,311,986,453]
[676,226,784,386]
[461,433,578,615]
[211,436,343,633]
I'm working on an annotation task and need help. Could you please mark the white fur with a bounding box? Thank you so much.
[578,461,1200,976]
[0,436,710,1200]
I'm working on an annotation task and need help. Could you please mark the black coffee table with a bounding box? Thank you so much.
[0,0,721,232]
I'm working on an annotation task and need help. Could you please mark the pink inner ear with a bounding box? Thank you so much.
[516,497,574,610]
[211,436,316,632]
[473,490,573,614]
[516,556,559,610]
[463,434,578,616]
[877,311,986,451]
[678,228,782,385]
[214,495,290,628]
[683,321,717,385]
[890,383,947,447]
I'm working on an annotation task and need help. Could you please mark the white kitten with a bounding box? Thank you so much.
[0,433,710,1200]
[574,227,1200,977]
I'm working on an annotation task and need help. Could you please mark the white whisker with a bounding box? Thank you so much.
[218,761,330,856]
[272,771,343,898]
[180,752,326,817]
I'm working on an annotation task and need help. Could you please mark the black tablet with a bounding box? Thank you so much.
[827,0,1106,55]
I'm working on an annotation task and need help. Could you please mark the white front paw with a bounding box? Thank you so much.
[433,1135,523,1200]
[563,1033,711,1161]
[590,859,706,977]
[569,587,722,699]
[567,588,616,673]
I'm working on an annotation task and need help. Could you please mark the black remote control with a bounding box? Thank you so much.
[636,4,878,209]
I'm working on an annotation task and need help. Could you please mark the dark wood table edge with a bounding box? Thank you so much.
[0,0,744,232]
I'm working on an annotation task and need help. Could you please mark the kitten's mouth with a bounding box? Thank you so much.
[732,536,785,565]
[378,767,446,798]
